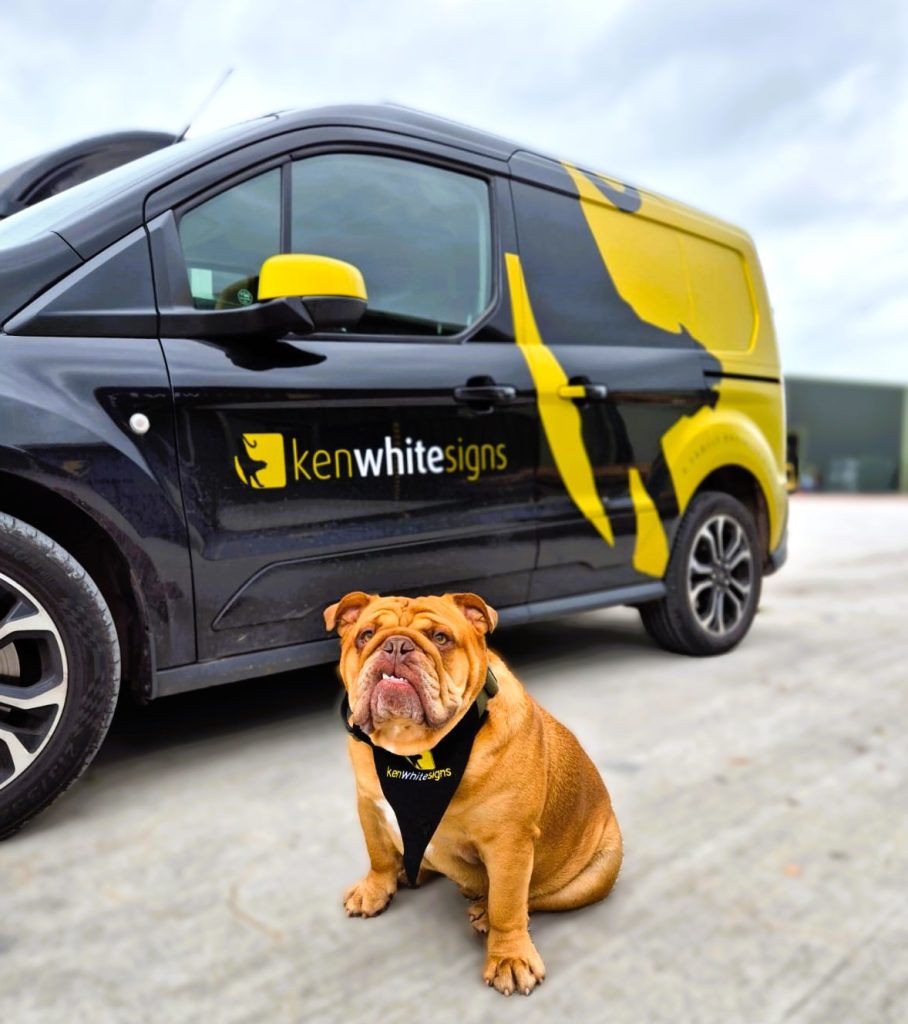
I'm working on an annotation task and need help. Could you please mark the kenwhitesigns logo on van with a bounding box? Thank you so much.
[234,434,287,489]
[234,433,509,489]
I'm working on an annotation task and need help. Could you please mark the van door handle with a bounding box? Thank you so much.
[557,383,608,401]
[453,384,518,405]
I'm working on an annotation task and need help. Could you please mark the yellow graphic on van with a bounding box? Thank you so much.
[628,467,669,576]
[562,162,691,336]
[505,252,614,546]
[234,433,287,489]
[563,161,786,553]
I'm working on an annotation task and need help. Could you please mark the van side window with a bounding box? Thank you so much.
[178,169,281,309]
[291,154,492,336]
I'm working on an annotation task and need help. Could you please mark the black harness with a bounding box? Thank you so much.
[341,668,499,885]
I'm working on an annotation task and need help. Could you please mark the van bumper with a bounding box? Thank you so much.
[764,523,788,576]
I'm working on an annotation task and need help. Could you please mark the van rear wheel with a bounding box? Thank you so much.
[0,513,119,839]
[639,491,761,656]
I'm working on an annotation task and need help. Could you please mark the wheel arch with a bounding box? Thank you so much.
[0,470,153,701]
[660,403,787,559]
[692,465,770,568]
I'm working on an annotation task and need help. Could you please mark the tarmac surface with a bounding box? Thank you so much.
[1,495,906,1024]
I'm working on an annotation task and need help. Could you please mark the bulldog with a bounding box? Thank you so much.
[324,591,623,996]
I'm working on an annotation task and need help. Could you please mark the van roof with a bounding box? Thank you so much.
[273,103,523,162]
[280,104,748,243]
[0,103,750,267]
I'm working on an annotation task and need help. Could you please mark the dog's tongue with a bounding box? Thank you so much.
[372,677,424,723]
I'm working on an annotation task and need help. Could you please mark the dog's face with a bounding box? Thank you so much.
[324,592,498,755]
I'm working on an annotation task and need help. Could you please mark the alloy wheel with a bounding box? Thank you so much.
[686,514,754,637]
[0,571,69,791]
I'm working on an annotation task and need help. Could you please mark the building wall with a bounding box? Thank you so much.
[785,376,907,492]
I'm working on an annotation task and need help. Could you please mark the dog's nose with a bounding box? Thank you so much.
[382,635,415,656]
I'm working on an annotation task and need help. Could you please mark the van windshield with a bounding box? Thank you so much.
[0,117,277,251]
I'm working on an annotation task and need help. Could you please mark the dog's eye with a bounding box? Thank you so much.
[432,631,450,646]
[357,628,374,647]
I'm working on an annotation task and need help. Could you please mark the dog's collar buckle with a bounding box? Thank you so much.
[476,665,498,717]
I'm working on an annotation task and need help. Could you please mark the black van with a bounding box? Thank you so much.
[0,105,787,837]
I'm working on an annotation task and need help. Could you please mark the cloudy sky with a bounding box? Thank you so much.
[2,0,906,382]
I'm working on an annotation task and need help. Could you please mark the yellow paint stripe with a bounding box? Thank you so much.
[628,467,669,577]
[562,162,691,337]
[562,162,785,552]
[505,252,614,546]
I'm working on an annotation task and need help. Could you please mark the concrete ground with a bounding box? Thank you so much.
[1,495,906,1024]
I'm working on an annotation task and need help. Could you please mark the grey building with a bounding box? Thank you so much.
[785,375,908,493]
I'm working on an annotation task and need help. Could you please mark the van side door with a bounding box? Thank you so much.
[149,136,538,662]
[509,153,721,604]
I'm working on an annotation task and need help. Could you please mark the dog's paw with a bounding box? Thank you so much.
[483,938,545,996]
[467,900,489,934]
[343,873,396,918]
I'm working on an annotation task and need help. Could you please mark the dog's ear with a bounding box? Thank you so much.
[324,591,375,634]
[448,592,498,635]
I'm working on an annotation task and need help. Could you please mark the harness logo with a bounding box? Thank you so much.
[234,433,287,489]
[386,764,453,782]
[234,433,509,488]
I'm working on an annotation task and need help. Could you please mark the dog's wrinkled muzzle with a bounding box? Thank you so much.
[352,632,438,732]
[371,675,425,725]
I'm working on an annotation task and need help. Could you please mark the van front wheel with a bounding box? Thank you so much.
[0,513,120,839]
[639,492,762,656]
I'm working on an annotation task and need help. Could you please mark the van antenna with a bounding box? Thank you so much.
[173,68,234,144]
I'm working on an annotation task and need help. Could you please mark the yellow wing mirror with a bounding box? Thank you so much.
[258,254,367,331]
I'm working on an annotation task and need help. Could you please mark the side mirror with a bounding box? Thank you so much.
[159,253,367,342]
[258,254,367,331]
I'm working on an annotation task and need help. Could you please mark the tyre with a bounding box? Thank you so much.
[639,491,762,656]
[0,512,120,839]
